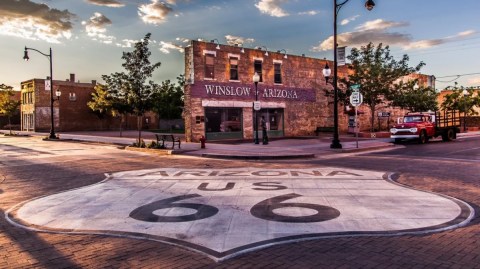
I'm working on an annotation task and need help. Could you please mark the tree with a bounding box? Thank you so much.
[333,43,425,131]
[88,80,132,136]
[441,83,480,129]
[389,79,438,112]
[100,33,161,144]
[151,75,185,122]
[0,84,20,135]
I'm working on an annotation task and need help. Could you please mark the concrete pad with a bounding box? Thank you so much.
[7,167,474,261]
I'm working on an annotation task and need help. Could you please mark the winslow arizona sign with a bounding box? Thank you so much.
[7,168,473,261]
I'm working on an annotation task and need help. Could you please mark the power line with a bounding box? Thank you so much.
[436,72,480,78]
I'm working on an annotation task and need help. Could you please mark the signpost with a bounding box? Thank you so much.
[253,101,261,111]
[349,86,363,148]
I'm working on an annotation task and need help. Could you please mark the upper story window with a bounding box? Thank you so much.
[205,53,215,79]
[229,57,239,80]
[69,92,77,101]
[254,60,263,82]
[274,62,282,84]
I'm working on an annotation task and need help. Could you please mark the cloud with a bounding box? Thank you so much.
[312,19,411,51]
[225,35,255,46]
[340,15,359,26]
[0,0,75,43]
[176,37,190,43]
[255,0,289,17]
[138,0,173,25]
[116,39,139,48]
[85,0,125,7]
[298,10,318,16]
[82,12,115,44]
[159,41,184,54]
[403,30,476,50]
[312,17,477,53]
[355,19,409,31]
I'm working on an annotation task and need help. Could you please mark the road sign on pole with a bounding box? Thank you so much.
[253,101,261,111]
[350,92,363,107]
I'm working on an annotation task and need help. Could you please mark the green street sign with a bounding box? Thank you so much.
[350,84,361,92]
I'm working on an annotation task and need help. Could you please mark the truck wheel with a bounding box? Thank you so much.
[442,129,455,142]
[418,130,428,144]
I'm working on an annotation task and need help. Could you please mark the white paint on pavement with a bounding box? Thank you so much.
[8,167,473,261]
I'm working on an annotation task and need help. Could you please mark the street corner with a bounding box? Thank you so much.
[6,167,474,261]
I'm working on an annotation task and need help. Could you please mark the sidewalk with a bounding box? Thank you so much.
[1,129,398,159]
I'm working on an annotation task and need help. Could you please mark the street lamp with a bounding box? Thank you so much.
[324,0,375,149]
[463,89,469,132]
[253,72,260,144]
[23,46,59,139]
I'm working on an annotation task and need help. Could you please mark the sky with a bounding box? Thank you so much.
[1,0,480,91]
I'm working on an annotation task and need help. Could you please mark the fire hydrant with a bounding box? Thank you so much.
[199,135,206,149]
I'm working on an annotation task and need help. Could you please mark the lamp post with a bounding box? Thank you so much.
[463,89,469,132]
[23,46,60,139]
[324,0,375,149]
[253,72,260,144]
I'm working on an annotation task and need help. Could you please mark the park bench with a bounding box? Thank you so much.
[314,126,334,136]
[155,134,181,149]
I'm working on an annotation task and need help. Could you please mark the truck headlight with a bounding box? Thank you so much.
[409,128,418,133]
[390,128,397,134]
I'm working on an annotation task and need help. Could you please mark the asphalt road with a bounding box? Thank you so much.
[1,135,479,268]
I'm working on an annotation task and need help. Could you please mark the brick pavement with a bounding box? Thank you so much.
[1,135,479,268]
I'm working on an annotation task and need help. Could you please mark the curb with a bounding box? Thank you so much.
[201,153,315,160]
[335,143,395,153]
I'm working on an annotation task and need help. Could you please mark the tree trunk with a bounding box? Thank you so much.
[137,115,143,147]
[8,116,12,135]
[369,105,376,132]
[119,114,125,137]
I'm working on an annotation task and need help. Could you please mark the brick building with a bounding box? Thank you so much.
[20,74,155,132]
[183,40,434,142]
[184,40,345,142]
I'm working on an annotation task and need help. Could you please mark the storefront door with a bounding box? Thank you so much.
[256,108,284,138]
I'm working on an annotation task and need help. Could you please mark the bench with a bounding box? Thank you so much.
[155,134,181,149]
[314,127,334,136]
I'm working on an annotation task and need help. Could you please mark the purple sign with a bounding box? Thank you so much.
[190,81,316,102]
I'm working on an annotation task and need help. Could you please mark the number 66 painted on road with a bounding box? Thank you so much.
[130,193,340,223]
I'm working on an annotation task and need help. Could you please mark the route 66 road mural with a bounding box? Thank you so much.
[7,168,474,261]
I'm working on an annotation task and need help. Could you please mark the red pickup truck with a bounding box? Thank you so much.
[390,111,461,144]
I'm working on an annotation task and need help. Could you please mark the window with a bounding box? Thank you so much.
[205,108,242,133]
[274,63,282,84]
[229,57,239,80]
[254,60,263,82]
[205,54,215,79]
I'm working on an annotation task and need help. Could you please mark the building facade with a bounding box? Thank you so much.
[20,74,156,132]
[184,40,355,142]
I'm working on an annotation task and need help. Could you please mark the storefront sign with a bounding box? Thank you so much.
[191,81,316,102]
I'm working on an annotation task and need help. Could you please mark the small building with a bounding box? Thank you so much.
[20,74,155,132]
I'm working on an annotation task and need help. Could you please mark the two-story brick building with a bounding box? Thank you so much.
[20,74,155,132]
[183,40,354,142]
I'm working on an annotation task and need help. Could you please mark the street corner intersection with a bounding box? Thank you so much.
[6,167,474,261]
